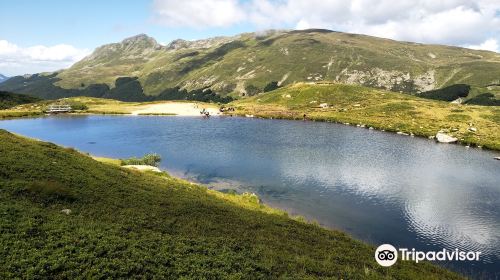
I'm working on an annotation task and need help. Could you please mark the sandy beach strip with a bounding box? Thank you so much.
[131,102,220,116]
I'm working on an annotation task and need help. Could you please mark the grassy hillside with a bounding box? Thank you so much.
[0,91,41,110]
[233,83,500,150]
[0,130,462,279]
[1,30,499,105]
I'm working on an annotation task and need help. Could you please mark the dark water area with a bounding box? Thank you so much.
[1,115,499,278]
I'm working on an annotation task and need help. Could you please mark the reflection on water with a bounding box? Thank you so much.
[0,115,499,277]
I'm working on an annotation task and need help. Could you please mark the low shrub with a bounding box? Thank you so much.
[68,101,88,111]
[465,93,500,106]
[121,153,162,167]
[417,84,470,101]
[25,180,76,203]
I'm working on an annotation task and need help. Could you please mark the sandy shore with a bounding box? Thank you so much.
[131,102,220,116]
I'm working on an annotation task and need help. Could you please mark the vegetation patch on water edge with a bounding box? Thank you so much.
[0,110,43,119]
[0,129,462,279]
[120,153,162,167]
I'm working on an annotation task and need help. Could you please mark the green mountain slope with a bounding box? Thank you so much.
[1,29,500,104]
[0,130,463,278]
[0,91,40,109]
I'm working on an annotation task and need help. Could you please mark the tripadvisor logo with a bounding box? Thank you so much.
[375,244,481,267]
[375,244,398,267]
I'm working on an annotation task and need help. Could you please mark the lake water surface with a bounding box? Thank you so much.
[1,115,499,277]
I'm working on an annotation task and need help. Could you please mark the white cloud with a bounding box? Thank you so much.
[467,39,499,52]
[0,40,90,76]
[152,0,245,28]
[153,0,500,52]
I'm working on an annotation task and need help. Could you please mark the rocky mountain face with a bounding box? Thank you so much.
[1,29,499,104]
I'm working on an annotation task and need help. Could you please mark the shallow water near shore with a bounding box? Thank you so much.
[1,115,499,277]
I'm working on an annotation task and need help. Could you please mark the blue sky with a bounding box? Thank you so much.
[0,0,254,48]
[1,0,500,76]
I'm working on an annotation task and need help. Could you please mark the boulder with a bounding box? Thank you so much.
[436,132,458,143]
[122,165,161,172]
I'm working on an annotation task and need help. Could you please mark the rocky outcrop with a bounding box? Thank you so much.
[435,132,458,143]
[122,165,161,172]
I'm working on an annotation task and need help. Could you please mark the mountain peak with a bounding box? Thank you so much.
[121,34,157,45]
[166,36,237,50]
[166,39,190,50]
[80,34,161,62]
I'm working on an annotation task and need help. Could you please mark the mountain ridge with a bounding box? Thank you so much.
[0,74,9,83]
[1,29,499,104]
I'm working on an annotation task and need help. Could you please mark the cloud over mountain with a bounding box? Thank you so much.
[0,40,90,76]
[152,0,500,52]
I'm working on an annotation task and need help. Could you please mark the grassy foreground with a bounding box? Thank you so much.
[0,130,462,279]
[233,83,500,150]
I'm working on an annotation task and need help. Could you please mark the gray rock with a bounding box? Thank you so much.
[436,132,458,143]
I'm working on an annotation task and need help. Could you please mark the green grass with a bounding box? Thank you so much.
[233,83,500,150]
[0,129,462,279]
[92,156,122,166]
[0,110,43,119]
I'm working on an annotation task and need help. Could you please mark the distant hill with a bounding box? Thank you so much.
[1,30,499,105]
[0,91,41,110]
[0,74,9,84]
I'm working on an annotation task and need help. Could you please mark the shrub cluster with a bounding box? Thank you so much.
[120,153,162,167]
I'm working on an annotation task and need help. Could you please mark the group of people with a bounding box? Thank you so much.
[200,108,210,118]
[197,104,237,118]
[219,106,235,113]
